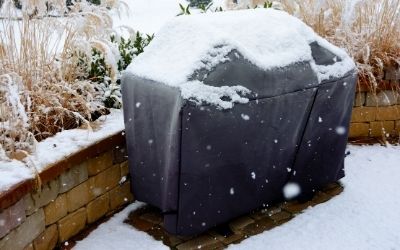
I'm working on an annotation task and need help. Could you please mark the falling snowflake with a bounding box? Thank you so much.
[119,176,127,184]
[251,172,256,179]
[335,126,346,135]
[241,114,250,120]
[230,187,235,195]
[136,102,141,108]
[283,182,301,199]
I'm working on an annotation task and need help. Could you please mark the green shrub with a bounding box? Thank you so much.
[112,32,154,72]
[83,32,154,108]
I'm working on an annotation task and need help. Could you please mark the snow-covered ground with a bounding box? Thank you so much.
[73,144,400,250]
[74,202,168,250]
[231,145,400,250]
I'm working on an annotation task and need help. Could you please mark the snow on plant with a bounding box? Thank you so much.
[0,0,137,161]
[227,0,400,93]
[282,0,400,87]
[0,73,35,159]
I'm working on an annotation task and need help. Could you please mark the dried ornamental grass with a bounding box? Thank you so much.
[226,0,400,93]
[0,0,121,160]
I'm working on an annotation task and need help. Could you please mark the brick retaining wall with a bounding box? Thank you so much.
[0,132,133,250]
[349,67,400,139]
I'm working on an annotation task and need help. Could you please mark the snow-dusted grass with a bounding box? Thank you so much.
[284,0,400,90]
[0,1,124,161]
[228,0,400,91]
[71,144,400,250]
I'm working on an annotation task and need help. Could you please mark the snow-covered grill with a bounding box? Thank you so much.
[122,9,357,235]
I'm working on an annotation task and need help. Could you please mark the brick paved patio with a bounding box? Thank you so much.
[124,182,343,250]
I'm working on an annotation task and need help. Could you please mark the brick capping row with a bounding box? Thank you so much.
[0,131,125,211]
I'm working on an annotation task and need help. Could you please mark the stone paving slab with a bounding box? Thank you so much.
[123,182,344,250]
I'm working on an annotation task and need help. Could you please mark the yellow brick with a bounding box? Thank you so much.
[376,105,400,121]
[370,121,395,137]
[23,243,34,250]
[87,193,110,224]
[109,181,134,211]
[58,208,86,242]
[348,123,370,138]
[351,107,377,122]
[89,164,120,198]
[120,161,129,177]
[33,224,58,250]
[396,120,400,132]
[66,182,91,213]
[44,194,68,225]
[87,151,113,176]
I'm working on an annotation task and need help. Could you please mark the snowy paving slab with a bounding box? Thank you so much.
[72,145,400,250]
[73,202,168,250]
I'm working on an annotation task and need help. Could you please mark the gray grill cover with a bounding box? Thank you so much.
[122,43,356,236]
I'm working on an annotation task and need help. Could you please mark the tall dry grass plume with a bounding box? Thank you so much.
[0,0,122,161]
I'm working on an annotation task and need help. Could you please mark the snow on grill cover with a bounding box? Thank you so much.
[122,8,357,235]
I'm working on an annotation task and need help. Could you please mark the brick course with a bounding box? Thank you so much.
[59,163,88,193]
[370,121,395,137]
[87,193,110,224]
[66,182,91,213]
[33,224,58,250]
[89,164,120,198]
[0,209,45,250]
[349,123,370,138]
[350,87,400,138]
[58,208,87,242]
[0,199,26,238]
[87,151,113,176]
[44,194,67,225]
